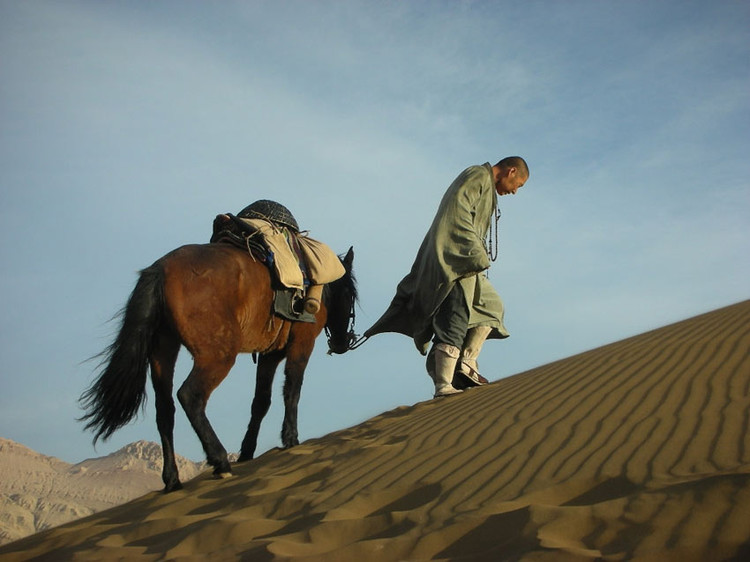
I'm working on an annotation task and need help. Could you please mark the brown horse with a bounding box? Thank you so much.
[79,243,356,492]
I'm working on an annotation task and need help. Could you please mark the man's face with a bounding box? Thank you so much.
[495,167,527,196]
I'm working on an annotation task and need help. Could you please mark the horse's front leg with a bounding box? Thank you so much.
[238,352,283,462]
[281,347,313,449]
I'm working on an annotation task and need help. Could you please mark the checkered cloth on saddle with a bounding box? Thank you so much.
[210,199,299,259]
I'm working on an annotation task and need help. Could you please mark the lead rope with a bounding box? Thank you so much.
[347,334,369,351]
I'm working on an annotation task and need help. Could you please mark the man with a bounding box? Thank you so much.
[364,156,529,397]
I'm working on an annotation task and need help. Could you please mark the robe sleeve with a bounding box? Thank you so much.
[435,167,492,278]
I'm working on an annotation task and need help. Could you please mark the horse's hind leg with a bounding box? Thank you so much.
[150,332,182,492]
[238,351,283,462]
[177,358,235,478]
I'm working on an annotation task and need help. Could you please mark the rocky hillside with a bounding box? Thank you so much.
[0,438,206,545]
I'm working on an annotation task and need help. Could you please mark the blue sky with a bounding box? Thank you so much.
[1,0,748,464]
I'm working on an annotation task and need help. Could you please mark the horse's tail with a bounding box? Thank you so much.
[79,264,165,443]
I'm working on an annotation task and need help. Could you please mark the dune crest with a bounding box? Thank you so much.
[1,300,748,561]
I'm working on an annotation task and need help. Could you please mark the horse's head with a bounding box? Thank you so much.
[323,247,358,355]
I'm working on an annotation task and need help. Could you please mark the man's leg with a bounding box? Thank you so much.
[426,342,462,397]
[428,284,469,398]
[454,326,491,389]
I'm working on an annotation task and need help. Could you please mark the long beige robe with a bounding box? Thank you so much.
[364,163,509,354]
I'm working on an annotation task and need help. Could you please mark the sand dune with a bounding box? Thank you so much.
[1,300,748,561]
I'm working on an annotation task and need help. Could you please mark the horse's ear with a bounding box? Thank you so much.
[343,246,354,270]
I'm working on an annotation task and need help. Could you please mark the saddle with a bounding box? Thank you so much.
[210,213,269,260]
[210,200,343,323]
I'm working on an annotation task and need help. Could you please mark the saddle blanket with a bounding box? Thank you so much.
[238,218,345,290]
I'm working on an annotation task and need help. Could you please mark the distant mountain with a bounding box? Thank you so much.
[0,438,205,545]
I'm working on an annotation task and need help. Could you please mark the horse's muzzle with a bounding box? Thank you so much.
[327,330,358,355]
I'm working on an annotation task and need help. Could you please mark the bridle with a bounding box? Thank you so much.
[326,293,367,354]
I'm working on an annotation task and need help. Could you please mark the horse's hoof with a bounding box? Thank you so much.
[163,481,183,493]
[211,458,232,476]
[281,437,299,449]
[236,454,253,463]
[214,472,233,480]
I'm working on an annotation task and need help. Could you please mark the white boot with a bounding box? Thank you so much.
[427,343,463,398]
[455,326,491,388]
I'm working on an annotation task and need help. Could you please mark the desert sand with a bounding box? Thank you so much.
[1,300,748,561]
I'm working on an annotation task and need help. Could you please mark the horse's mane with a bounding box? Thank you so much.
[322,253,358,307]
